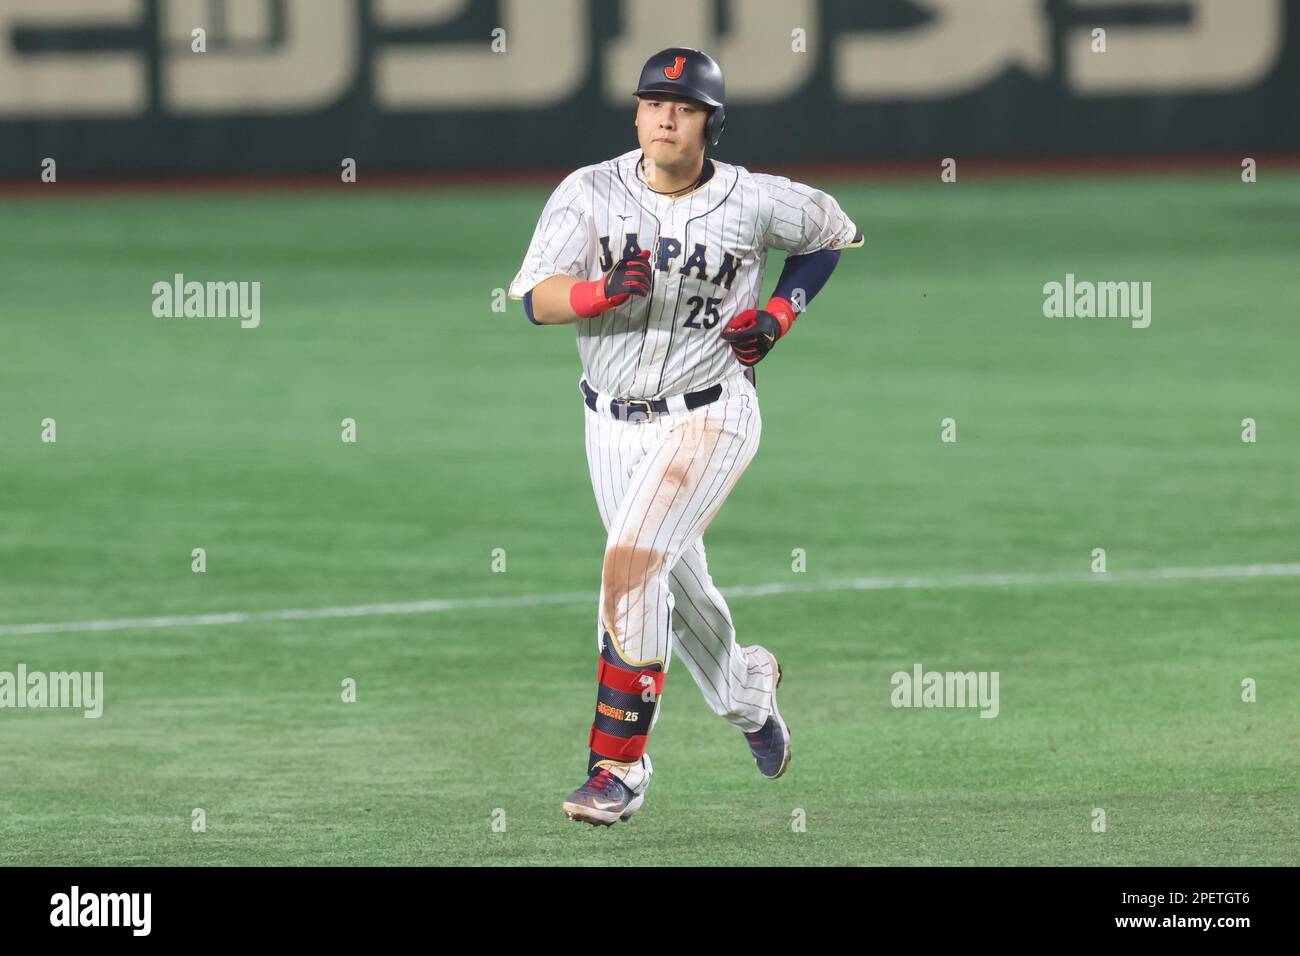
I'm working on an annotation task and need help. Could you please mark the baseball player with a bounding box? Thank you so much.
[508,47,862,826]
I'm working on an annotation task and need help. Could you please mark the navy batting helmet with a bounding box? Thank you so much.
[633,47,726,147]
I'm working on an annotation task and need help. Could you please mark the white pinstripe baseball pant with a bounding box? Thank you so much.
[582,370,777,778]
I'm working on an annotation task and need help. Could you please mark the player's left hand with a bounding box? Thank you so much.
[720,308,783,366]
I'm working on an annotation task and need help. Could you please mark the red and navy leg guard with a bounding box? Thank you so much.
[587,632,666,772]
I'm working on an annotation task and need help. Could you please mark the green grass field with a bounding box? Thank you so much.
[1,171,1297,865]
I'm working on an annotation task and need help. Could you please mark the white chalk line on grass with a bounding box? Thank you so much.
[1,562,1297,638]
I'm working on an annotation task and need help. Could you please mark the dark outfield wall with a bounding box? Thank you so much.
[1,0,1297,178]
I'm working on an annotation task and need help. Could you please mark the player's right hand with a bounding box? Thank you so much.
[571,250,652,317]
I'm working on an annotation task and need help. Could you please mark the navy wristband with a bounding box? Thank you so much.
[523,289,542,325]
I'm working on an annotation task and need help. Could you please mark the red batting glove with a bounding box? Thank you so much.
[570,250,652,318]
[720,296,799,366]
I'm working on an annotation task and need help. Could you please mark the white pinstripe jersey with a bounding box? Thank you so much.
[508,148,863,399]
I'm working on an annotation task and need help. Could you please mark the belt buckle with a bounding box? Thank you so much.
[618,399,654,424]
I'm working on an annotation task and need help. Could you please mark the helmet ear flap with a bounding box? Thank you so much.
[706,105,726,147]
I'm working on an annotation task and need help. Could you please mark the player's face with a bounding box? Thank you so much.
[635,95,708,168]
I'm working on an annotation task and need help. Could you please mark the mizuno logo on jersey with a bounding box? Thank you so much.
[597,234,742,291]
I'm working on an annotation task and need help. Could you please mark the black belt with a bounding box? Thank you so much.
[581,379,723,423]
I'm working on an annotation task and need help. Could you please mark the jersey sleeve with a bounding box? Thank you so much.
[508,169,596,300]
[753,173,864,256]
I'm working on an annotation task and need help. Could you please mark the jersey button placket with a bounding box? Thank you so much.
[632,209,678,396]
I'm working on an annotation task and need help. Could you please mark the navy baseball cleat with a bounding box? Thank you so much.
[562,768,644,827]
[743,648,791,779]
